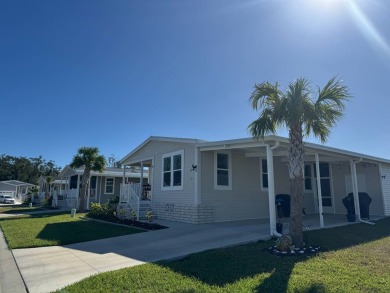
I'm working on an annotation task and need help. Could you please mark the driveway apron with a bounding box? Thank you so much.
[12,219,270,293]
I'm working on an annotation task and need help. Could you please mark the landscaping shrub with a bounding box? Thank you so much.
[88,202,116,220]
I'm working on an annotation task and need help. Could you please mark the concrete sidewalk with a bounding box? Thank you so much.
[12,219,270,293]
[0,230,27,293]
[0,207,71,293]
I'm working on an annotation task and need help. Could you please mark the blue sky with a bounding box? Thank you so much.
[1,0,390,168]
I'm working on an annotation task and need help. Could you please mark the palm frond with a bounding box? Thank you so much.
[250,82,281,111]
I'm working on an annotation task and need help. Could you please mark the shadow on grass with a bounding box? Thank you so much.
[158,217,390,291]
[304,216,390,251]
[157,240,304,292]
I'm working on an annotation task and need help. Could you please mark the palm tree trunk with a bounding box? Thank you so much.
[288,125,304,247]
[79,168,90,211]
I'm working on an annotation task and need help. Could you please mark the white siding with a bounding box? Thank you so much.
[200,151,297,222]
[380,164,390,216]
[125,141,196,205]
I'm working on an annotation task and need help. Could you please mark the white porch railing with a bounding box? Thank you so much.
[119,183,140,220]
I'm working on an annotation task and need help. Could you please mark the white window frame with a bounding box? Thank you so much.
[260,158,268,191]
[161,150,184,191]
[214,151,232,190]
[105,177,115,194]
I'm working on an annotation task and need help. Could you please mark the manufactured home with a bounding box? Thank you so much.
[119,136,390,234]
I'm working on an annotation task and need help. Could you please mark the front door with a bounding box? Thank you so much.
[314,162,334,213]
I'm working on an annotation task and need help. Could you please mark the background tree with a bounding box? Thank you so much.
[0,155,60,184]
[70,147,105,211]
[106,154,122,168]
[248,77,350,246]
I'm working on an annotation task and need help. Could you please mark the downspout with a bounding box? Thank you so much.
[351,158,375,225]
[267,142,281,237]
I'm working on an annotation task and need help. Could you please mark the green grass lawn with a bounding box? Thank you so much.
[0,212,144,249]
[59,217,390,293]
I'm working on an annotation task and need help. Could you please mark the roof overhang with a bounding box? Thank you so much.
[196,135,390,164]
[58,165,148,178]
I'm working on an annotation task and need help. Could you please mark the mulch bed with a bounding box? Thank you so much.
[87,215,168,231]
[264,244,324,257]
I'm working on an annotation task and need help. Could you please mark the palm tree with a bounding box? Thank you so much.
[70,147,105,211]
[248,77,351,246]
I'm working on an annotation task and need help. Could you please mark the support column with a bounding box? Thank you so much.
[98,176,102,204]
[194,147,201,205]
[266,145,276,236]
[350,160,361,220]
[86,176,91,210]
[77,174,80,208]
[140,162,144,199]
[315,153,324,228]
[123,165,126,184]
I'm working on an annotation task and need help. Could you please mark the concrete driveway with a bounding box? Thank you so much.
[11,219,271,293]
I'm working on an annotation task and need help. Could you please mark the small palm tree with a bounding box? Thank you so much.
[70,147,105,211]
[248,77,351,246]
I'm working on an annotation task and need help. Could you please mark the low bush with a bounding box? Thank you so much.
[88,202,116,220]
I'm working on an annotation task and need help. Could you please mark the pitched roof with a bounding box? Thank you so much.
[0,180,36,187]
[120,136,205,164]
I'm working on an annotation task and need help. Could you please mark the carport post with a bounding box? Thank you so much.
[140,161,144,198]
[315,153,324,228]
[266,145,276,236]
[123,165,126,184]
[350,159,361,220]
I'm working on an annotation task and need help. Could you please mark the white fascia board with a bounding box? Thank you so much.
[197,141,269,152]
[303,142,390,164]
[123,157,153,166]
[197,136,283,152]
[197,135,390,164]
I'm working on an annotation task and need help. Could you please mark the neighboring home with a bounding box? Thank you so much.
[119,136,390,234]
[37,176,68,198]
[0,180,36,202]
[58,166,148,208]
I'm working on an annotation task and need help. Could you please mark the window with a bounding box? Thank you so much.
[90,176,97,199]
[105,177,114,194]
[304,165,312,191]
[214,151,232,190]
[162,150,183,190]
[314,162,333,207]
[261,159,268,190]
